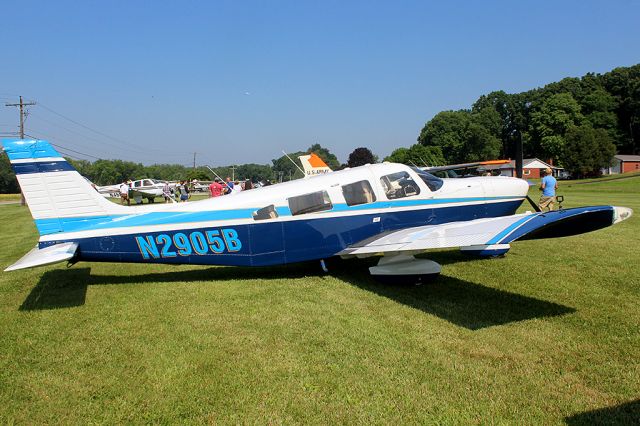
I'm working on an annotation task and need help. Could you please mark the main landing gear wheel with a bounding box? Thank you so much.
[369,254,441,284]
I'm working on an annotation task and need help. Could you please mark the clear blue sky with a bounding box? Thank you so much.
[1,0,639,167]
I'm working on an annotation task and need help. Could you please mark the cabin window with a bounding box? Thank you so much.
[288,191,333,215]
[253,205,278,220]
[379,171,421,199]
[134,181,142,188]
[342,180,376,206]
[411,167,444,191]
[143,179,154,186]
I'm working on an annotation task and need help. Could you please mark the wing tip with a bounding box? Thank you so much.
[613,206,633,224]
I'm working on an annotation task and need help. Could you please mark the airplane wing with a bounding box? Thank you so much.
[4,242,79,272]
[423,160,510,174]
[339,206,632,257]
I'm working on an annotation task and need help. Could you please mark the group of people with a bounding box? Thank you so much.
[157,177,258,204]
[208,177,254,198]
[164,181,191,203]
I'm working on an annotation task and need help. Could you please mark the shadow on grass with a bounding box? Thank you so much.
[565,399,640,425]
[20,268,89,310]
[21,258,575,330]
[19,262,328,311]
[332,260,575,330]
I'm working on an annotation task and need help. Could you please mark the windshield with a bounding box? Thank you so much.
[411,167,444,192]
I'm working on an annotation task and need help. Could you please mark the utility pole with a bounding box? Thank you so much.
[5,96,36,139]
[193,152,197,169]
[5,96,36,206]
[229,165,236,181]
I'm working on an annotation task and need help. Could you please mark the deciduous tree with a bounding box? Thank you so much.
[563,124,616,177]
[347,147,377,167]
[385,144,444,166]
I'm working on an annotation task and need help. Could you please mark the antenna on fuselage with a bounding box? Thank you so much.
[282,150,305,176]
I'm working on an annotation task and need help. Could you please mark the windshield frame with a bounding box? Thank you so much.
[411,167,444,192]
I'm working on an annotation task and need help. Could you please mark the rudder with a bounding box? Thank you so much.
[2,139,126,235]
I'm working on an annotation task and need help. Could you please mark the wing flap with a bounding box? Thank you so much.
[340,206,632,257]
[4,242,78,271]
[340,214,532,256]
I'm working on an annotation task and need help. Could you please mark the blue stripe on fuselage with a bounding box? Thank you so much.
[41,200,523,267]
[34,196,524,235]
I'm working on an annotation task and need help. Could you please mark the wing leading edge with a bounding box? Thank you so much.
[339,206,633,257]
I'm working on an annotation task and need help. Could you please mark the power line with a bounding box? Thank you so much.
[29,111,133,149]
[37,102,168,154]
[22,133,102,161]
[7,98,196,165]
[25,128,194,165]
[25,128,117,159]
[51,143,101,160]
[38,102,132,146]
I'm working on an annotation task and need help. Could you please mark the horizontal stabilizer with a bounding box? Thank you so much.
[4,242,78,272]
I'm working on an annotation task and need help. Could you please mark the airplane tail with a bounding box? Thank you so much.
[299,152,332,177]
[1,139,126,236]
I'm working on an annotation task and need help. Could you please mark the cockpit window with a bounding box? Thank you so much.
[411,167,444,192]
[379,171,420,199]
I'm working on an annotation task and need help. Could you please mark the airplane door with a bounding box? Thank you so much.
[376,169,435,230]
[466,180,487,219]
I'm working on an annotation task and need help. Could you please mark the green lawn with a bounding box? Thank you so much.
[0,194,21,202]
[0,178,638,424]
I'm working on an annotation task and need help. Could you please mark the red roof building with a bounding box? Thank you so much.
[482,158,564,178]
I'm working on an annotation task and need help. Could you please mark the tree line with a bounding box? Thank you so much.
[399,64,639,177]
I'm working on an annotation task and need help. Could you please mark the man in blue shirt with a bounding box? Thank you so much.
[539,168,558,211]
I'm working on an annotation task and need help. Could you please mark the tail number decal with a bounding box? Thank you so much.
[135,229,242,259]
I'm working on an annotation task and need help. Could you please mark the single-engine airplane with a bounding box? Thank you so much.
[2,139,633,281]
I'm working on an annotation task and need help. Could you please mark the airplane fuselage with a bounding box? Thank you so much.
[37,163,529,267]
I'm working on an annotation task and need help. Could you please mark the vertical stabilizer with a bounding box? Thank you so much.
[299,153,332,177]
[1,139,126,235]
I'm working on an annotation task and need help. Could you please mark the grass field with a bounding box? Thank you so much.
[0,177,638,424]
[0,194,21,202]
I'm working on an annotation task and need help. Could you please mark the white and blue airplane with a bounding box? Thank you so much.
[2,139,633,280]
